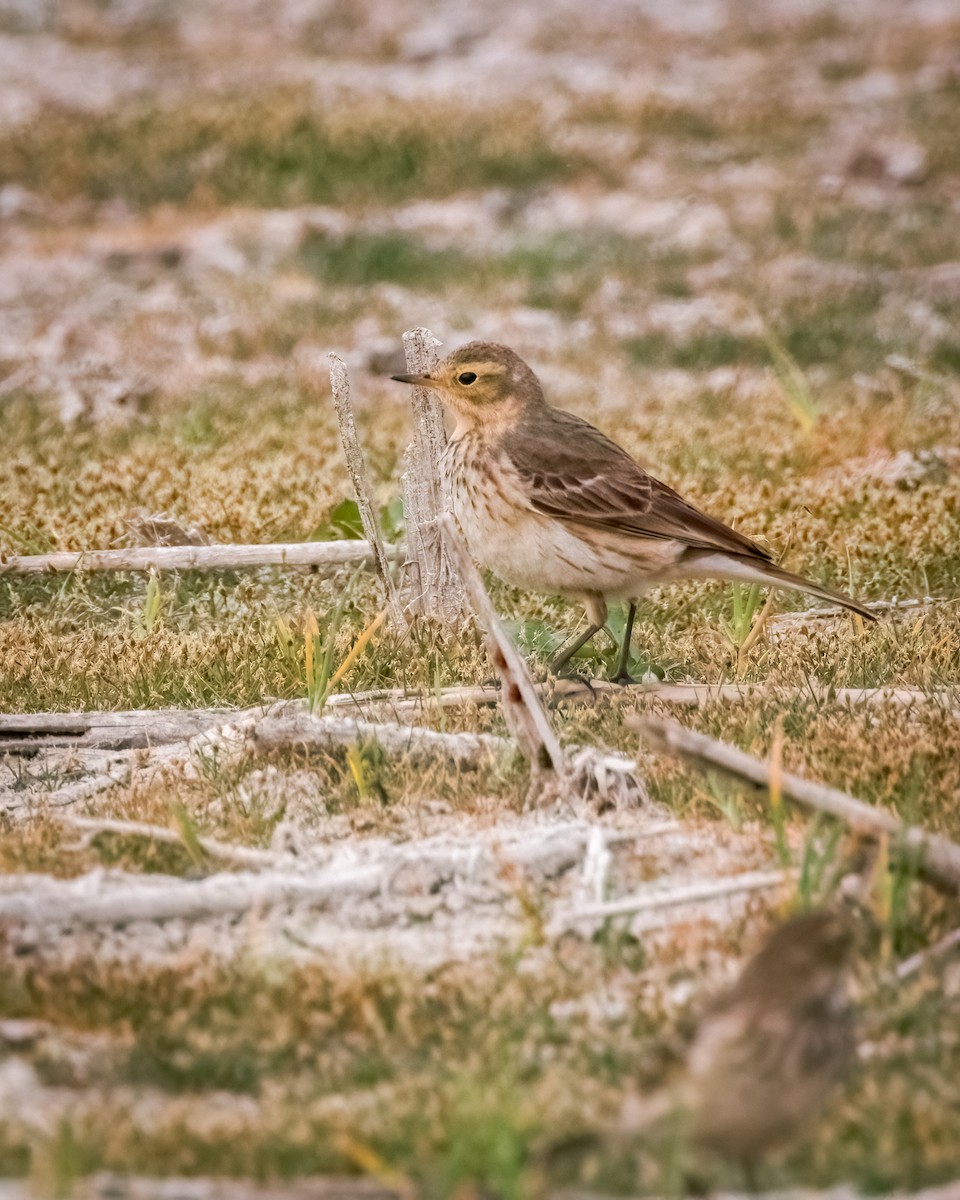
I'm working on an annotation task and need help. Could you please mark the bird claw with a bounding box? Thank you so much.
[609,671,638,686]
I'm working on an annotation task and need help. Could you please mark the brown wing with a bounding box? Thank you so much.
[502,407,772,562]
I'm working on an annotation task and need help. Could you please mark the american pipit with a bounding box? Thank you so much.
[543,909,857,1187]
[393,342,874,680]
[677,908,857,1173]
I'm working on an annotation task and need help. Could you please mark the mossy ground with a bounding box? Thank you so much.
[1,1,960,1195]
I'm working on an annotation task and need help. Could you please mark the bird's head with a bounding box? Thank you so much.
[392,341,544,426]
[736,909,856,1005]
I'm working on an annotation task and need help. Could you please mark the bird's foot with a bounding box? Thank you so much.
[609,670,638,686]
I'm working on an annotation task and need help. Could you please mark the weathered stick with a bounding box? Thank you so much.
[0,708,240,752]
[632,715,960,895]
[631,682,959,717]
[327,353,402,622]
[439,513,564,777]
[0,822,606,928]
[6,679,948,758]
[55,815,278,868]
[399,328,466,623]
[896,926,960,980]
[551,867,792,933]
[3,764,132,814]
[326,680,959,720]
[0,542,397,576]
[250,711,508,766]
[769,594,949,627]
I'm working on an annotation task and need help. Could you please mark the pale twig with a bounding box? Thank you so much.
[326,353,403,622]
[896,926,960,980]
[3,720,254,818]
[628,682,958,718]
[3,767,133,815]
[768,594,953,627]
[4,680,951,757]
[0,707,240,750]
[632,715,960,895]
[551,867,793,933]
[327,680,958,719]
[438,513,564,778]
[250,710,508,766]
[0,822,612,928]
[324,685,501,715]
[0,1177,404,1200]
[0,541,396,576]
[54,815,278,867]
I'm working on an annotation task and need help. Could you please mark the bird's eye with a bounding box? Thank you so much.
[457,371,478,385]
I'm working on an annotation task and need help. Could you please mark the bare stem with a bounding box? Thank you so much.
[439,513,564,780]
[327,352,403,622]
[399,328,466,623]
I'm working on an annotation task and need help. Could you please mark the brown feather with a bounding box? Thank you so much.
[500,406,773,562]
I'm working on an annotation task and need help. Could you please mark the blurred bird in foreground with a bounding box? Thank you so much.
[550,909,857,1189]
[393,343,874,680]
[672,908,857,1174]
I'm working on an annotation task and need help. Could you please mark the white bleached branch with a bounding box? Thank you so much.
[633,715,960,895]
[398,327,466,623]
[0,542,396,576]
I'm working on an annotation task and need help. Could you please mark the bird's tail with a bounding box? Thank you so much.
[683,553,877,621]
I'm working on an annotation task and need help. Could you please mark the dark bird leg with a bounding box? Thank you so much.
[611,601,638,684]
[550,622,604,676]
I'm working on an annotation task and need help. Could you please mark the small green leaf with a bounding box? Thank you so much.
[379,496,405,541]
[311,497,364,541]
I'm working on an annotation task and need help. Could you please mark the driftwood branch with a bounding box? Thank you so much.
[769,594,953,628]
[250,711,508,766]
[438,513,564,778]
[5,677,949,758]
[55,815,278,868]
[327,353,402,622]
[399,327,465,623]
[550,867,792,934]
[434,518,647,806]
[331,680,959,720]
[3,762,134,814]
[3,718,254,816]
[0,707,240,753]
[632,715,960,895]
[631,682,959,718]
[0,822,608,928]
[0,542,397,576]
[896,926,960,980]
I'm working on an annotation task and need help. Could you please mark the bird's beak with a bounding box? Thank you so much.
[391,372,436,387]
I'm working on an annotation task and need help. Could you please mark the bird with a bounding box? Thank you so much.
[392,342,875,681]
[675,908,857,1177]
[544,909,857,1189]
